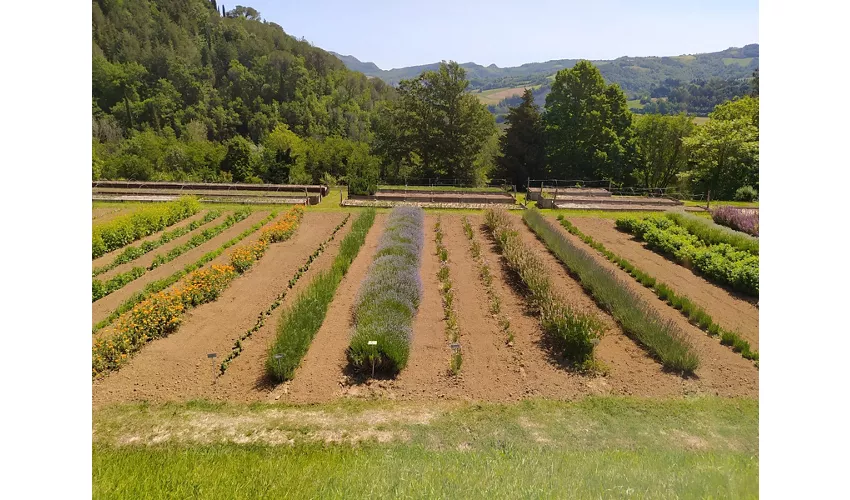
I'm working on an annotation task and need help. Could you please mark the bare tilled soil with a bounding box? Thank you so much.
[570,217,759,349]
[92,210,212,270]
[541,218,759,397]
[91,211,269,327]
[92,212,349,407]
[96,210,225,280]
[266,214,387,403]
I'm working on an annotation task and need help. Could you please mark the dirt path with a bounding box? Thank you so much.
[97,211,225,280]
[267,214,387,403]
[92,210,211,269]
[92,212,349,407]
[570,217,759,349]
[91,211,269,328]
[536,216,759,397]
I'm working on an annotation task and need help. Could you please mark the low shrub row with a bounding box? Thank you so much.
[711,206,759,237]
[484,209,602,368]
[92,197,200,258]
[524,209,699,373]
[265,210,376,382]
[666,211,759,254]
[347,207,424,377]
[93,210,223,277]
[92,210,281,333]
[92,208,254,301]
[93,207,306,377]
[435,219,461,375]
[557,216,758,361]
[462,216,514,345]
[218,213,352,374]
[616,215,759,296]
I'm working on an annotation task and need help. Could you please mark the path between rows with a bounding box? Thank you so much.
[92,212,348,407]
[90,211,268,327]
[570,217,759,350]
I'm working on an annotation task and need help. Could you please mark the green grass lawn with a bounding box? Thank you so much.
[93,397,758,499]
[627,99,645,110]
[684,200,759,208]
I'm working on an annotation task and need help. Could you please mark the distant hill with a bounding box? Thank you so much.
[331,44,759,97]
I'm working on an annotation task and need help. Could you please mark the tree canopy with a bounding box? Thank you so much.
[496,89,546,188]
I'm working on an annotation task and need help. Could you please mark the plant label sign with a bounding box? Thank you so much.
[207,353,217,359]
[367,340,377,345]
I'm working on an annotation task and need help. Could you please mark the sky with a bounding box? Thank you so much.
[242,0,758,69]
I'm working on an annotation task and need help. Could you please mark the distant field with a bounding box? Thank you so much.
[627,99,645,110]
[476,85,539,106]
[722,57,754,67]
[693,116,710,125]
[672,55,696,64]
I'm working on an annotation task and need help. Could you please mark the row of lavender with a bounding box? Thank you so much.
[711,206,759,237]
[347,207,425,375]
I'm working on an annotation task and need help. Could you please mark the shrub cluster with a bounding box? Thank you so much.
[92,197,200,258]
[266,210,376,382]
[92,208,253,301]
[93,210,223,276]
[558,215,757,361]
[435,219,462,375]
[484,209,602,367]
[665,212,758,254]
[92,211,280,334]
[347,207,424,377]
[462,216,514,345]
[711,206,759,237]
[525,209,699,373]
[219,213,352,374]
[92,206,306,377]
[616,215,759,296]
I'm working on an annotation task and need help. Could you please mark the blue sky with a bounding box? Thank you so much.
[241,0,758,69]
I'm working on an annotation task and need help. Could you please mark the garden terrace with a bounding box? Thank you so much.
[92,181,327,205]
[349,186,517,206]
[528,187,683,211]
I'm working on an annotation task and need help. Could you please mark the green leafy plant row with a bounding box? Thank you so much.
[616,215,758,296]
[218,213,352,375]
[665,212,758,255]
[92,211,280,334]
[93,210,223,277]
[484,209,602,369]
[557,215,757,362]
[435,219,462,376]
[523,209,700,373]
[92,208,253,302]
[265,210,376,382]
[92,206,306,378]
[462,216,514,345]
[92,197,201,259]
[347,207,424,377]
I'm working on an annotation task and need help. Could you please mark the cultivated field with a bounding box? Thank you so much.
[92,199,759,496]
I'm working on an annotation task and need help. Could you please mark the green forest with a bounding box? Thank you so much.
[92,0,759,200]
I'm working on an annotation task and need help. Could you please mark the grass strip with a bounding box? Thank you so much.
[347,207,424,377]
[462,217,515,345]
[484,209,602,369]
[93,210,223,277]
[435,219,462,375]
[92,207,305,377]
[93,197,200,258]
[92,208,253,302]
[218,213,352,374]
[266,210,376,382]
[523,209,699,373]
[557,215,758,362]
[666,211,758,254]
[92,211,280,334]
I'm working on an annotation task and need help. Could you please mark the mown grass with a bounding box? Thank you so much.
[93,397,758,499]
[266,209,376,381]
[524,209,699,373]
[557,215,758,362]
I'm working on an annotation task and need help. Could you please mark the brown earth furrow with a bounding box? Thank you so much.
[92,212,349,407]
[531,215,759,397]
[91,211,269,327]
[570,217,759,349]
[92,209,210,269]
[262,214,387,403]
[213,213,356,401]
[98,210,227,280]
